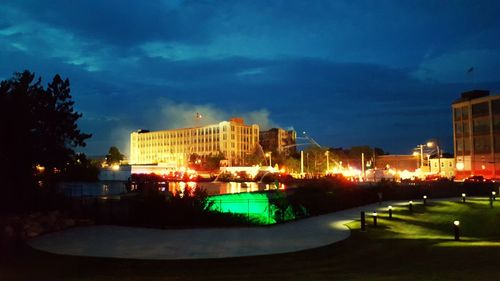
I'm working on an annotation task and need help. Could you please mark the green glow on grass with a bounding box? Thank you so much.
[436,241,500,247]
[208,193,276,224]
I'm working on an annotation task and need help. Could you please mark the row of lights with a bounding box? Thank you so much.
[360,192,497,241]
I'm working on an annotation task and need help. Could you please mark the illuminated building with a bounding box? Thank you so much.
[429,157,455,179]
[130,118,259,167]
[452,90,500,180]
[259,128,297,155]
[374,155,420,172]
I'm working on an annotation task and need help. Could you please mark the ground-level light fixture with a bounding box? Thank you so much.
[373,211,378,227]
[453,220,460,241]
[423,195,427,205]
[492,191,496,201]
[409,200,413,212]
[360,211,366,232]
[388,205,393,219]
[462,193,466,203]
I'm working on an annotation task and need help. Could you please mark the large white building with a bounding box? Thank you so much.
[130,118,260,167]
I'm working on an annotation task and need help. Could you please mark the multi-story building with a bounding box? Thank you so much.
[453,90,500,180]
[429,157,455,179]
[259,128,297,156]
[130,118,260,167]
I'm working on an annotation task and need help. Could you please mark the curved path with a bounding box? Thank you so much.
[28,200,425,260]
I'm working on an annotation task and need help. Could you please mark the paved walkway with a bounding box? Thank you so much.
[28,200,420,260]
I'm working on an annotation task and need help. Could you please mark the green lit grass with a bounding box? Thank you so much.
[208,193,275,224]
[4,198,500,280]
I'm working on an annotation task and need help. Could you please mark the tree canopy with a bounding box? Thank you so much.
[106,146,125,165]
[0,70,91,211]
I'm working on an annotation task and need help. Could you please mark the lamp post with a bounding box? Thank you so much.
[427,141,441,175]
[373,211,378,227]
[492,191,496,201]
[462,193,466,203]
[388,205,393,219]
[453,220,460,241]
[360,211,366,232]
[409,201,413,212]
[265,152,272,167]
[423,195,427,205]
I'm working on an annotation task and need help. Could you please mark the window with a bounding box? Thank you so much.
[454,108,461,120]
[455,123,463,136]
[474,135,491,154]
[473,118,490,134]
[472,102,489,117]
[493,99,500,114]
[456,138,463,153]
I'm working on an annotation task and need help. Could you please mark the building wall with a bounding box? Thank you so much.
[130,118,259,167]
[429,158,455,179]
[453,90,500,179]
[375,155,420,172]
[259,128,296,155]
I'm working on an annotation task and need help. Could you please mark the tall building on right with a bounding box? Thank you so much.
[452,90,500,180]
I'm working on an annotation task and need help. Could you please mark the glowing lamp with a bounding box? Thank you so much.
[423,195,427,199]
[453,220,460,241]
[372,211,378,226]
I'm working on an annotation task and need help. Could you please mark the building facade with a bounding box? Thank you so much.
[374,155,420,172]
[259,128,297,155]
[453,90,500,180]
[429,157,455,179]
[130,118,260,167]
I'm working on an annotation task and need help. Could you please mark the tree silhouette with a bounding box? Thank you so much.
[0,70,91,211]
[106,146,125,165]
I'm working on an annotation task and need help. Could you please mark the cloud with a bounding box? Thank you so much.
[412,49,500,83]
[156,99,278,130]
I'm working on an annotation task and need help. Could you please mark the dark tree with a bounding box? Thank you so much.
[0,70,91,212]
[105,146,124,165]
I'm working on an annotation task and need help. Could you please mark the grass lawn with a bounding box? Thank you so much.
[2,197,500,281]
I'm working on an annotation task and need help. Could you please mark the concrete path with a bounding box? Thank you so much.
[28,200,422,260]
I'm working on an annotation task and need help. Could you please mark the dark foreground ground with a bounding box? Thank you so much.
[2,198,500,281]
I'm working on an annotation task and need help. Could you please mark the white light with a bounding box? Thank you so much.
[462,193,466,197]
[423,195,427,199]
[373,212,377,216]
[456,162,464,171]
[388,205,393,210]
[454,220,460,226]
[409,201,413,204]
[493,191,496,196]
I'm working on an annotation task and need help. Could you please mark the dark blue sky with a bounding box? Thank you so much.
[1,1,500,156]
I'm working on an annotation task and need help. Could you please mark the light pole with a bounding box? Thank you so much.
[265,152,272,167]
[325,150,330,173]
[427,141,441,175]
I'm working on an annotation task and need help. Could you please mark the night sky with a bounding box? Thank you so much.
[1,1,500,156]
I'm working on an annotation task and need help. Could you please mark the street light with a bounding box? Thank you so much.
[423,195,427,205]
[373,211,378,227]
[265,152,272,166]
[462,193,466,203]
[453,220,460,241]
[427,140,441,175]
[388,205,393,219]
